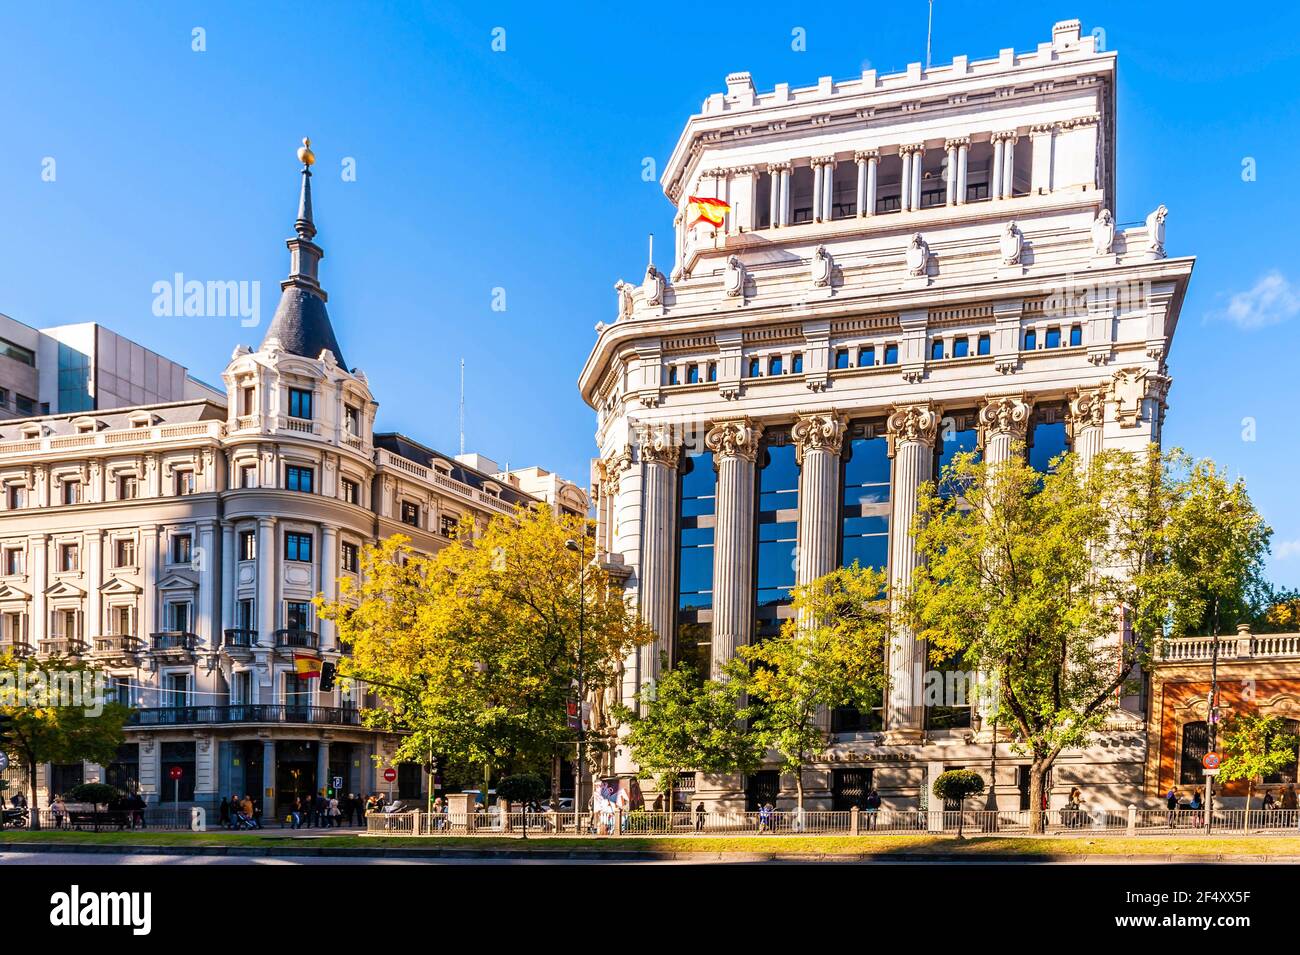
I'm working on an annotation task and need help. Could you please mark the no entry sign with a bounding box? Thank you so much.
[169,766,184,781]
[383,767,397,782]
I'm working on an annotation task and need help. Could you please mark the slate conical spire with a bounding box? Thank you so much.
[260,137,347,369]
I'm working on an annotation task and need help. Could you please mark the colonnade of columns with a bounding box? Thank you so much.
[628,385,1109,732]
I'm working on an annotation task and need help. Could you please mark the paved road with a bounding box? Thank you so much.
[0,850,688,865]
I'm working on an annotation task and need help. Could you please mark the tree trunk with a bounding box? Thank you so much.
[26,755,39,832]
[1246,780,1254,832]
[1028,760,1049,835]
[796,763,805,812]
[957,797,965,839]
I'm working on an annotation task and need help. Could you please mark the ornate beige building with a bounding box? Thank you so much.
[580,20,1192,811]
[0,144,585,814]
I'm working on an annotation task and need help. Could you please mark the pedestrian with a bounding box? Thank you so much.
[694,801,706,832]
[329,794,341,827]
[290,796,302,830]
[864,786,881,830]
[758,802,773,833]
[1282,784,1297,811]
[1067,787,1083,828]
[1165,785,1179,827]
[354,793,366,827]
[240,794,255,828]
[51,794,68,829]
[1263,790,1277,812]
[219,796,230,829]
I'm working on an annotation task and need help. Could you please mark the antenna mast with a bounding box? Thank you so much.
[926,0,933,69]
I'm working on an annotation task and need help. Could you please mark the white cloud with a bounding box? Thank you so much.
[1276,539,1300,561]
[1214,271,1300,330]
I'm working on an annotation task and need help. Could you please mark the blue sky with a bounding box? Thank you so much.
[1,2,1298,587]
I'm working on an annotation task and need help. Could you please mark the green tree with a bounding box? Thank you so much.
[0,654,130,830]
[932,769,986,838]
[1217,712,1299,828]
[316,507,655,799]
[907,446,1269,833]
[730,564,891,810]
[495,772,549,837]
[65,782,123,808]
[617,658,763,814]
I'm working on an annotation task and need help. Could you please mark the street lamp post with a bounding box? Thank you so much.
[565,538,586,825]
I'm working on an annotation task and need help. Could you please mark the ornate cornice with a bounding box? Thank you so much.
[978,394,1033,441]
[791,412,846,464]
[634,423,681,468]
[886,403,939,455]
[705,418,763,462]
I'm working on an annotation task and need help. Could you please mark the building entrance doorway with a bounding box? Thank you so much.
[275,741,318,816]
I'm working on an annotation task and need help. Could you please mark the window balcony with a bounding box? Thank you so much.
[125,704,363,727]
[223,628,258,650]
[39,637,90,658]
[0,639,35,659]
[92,634,145,658]
[150,631,199,652]
[274,629,319,651]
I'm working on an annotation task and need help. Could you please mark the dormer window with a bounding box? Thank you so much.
[240,386,256,417]
[288,388,313,420]
[72,417,102,434]
[344,404,361,436]
[127,411,157,429]
[19,423,42,440]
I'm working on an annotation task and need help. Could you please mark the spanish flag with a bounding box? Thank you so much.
[687,195,730,228]
[294,653,321,680]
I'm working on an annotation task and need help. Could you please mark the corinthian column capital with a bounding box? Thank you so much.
[705,417,763,462]
[634,422,681,468]
[886,403,939,455]
[1066,385,1107,437]
[792,411,846,465]
[978,393,1034,441]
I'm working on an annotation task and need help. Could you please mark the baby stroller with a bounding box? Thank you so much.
[231,809,259,830]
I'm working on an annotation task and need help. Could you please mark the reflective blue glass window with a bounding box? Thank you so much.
[952,337,969,358]
[1023,329,1037,350]
[1029,420,1069,473]
[884,344,899,365]
[841,434,890,571]
[858,346,874,367]
[977,334,991,355]
[834,349,849,370]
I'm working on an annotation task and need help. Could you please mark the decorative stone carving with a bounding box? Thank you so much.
[886,403,939,453]
[791,412,846,465]
[904,233,930,277]
[810,245,833,288]
[723,255,745,297]
[705,418,763,462]
[1091,209,1115,256]
[614,280,634,320]
[1110,367,1170,428]
[999,220,1023,266]
[1146,204,1168,258]
[1066,385,1108,443]
[642,264,664,306]
[978,394,1033,440]
[634,422,681,468]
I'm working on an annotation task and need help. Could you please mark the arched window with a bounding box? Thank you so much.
[1179,721,1209,785]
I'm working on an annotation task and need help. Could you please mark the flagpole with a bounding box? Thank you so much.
[926,0,933,69]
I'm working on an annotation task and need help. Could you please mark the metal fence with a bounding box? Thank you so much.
[17,807,201,832]
[366,806,1300,838]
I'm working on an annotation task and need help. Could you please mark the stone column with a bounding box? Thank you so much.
[221,523,236,641]
[812,160,824,223]
[140,525,158,641]
[1067,386,1108,467]
[991,135,1005,200]
[317,740,330,797]
[30,535,47,646]
[320,525,338,652]
[910,145,924,210]
[899,147,913,212]
[944,141,958,205]
[768,164,781,227]
[978,394,1033,465]
[855,150,877,217]
[256,517,277,646]
[956,138,969,204]
[885,404,939,740]
[705,418,762,679]
[1001,133,1018,198]
[821,157,835,221]
[635,423,680,691]
[86,529,102,641]
[774,163,792,227]
[793,412,846,589]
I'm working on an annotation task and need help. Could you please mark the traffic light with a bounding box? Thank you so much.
[319,661,337,693]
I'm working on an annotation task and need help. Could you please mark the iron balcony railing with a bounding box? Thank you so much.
[150,631,199,652]
[39,637,90,657]
[126,704,362,727]
[223,628,257,649]
[274,629,318,650]
[0,639,35,659]
[93,634,145,655]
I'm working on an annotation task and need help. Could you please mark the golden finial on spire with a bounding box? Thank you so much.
[297,137,315,167]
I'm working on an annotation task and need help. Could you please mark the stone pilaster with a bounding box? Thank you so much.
[978,394,1033,464]
[635,422,681,691]
[885,403,939,741]
[1067,386,1108,467]
[704,418,762,679]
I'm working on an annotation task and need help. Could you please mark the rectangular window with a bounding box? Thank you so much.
[834,349,849,370]
[170,603,190,633]
[239,464,256,489]
[288,387,313,420]
[117,475,138,499]
[240,386,256,417]
[7,485,27,509]
[707,362,717,383]
[400,501,420,526]
[755,440,800,634]
[977,333,991,356]
[171,534,192,565]
[1069,324,1083,347]
[858,346,874,367]
[686,364,699,384]
[285,532,313,563]
[341,541,359,573]
[675,450,716,675]
[62,481,82,505]
[15,395,36,416]
[792,353,803,373]
[114,538,135,568]
[341,478,359,505]
[439,515,458,538]
[3,548,23,576]
[747,357,760,378]
[344,404,360,436]
[175,470,195,495]
[114,606,132,636]
[0,336,36,366]
[60,543,80,572]
[236,599,255,632]
[239,530,256,561]
[1045,326,1062,349]
[952,337,969,358]
[841,430,891,573]
[883,344,899,365]
[1023,329,1038,350]
[286,466,314,493]
[285,601,312,631]
[667,366,679,385]
[768,356,783,376]
[930,339,944,361]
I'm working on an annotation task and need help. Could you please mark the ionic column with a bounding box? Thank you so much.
[705,418,762,679]
[855,150,877,217]
[772,162,792,227]
[811,160,824,222]
[1001,132,1018,198]
[899,147,914,212]
[793,412,846,589]
[256,516,276,646]
[319,525,338,652]
[885,404,939,740]
[978,394,1033,465]
[1067,386,1108,468]
[635,423,680,690]
[910,145,925,210]
[991,135,1005,200]
[956,138,969,204]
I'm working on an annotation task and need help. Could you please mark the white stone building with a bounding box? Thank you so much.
[580,20,1193,812]
[0,144,586,815]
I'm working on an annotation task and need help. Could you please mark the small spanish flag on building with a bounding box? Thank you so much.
[687,195,730,228]
[294,653,321,680]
